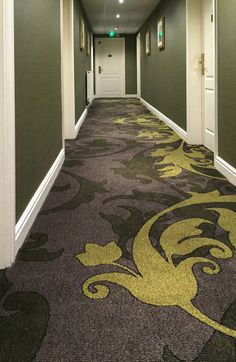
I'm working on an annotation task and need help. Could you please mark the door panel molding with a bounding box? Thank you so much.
[0,0,15,269]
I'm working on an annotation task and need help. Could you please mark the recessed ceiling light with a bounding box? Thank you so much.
[116,14,120,18]
[115,27,118,30]
[119,0,124,3]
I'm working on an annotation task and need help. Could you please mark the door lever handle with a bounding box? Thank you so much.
[98,66,102,74]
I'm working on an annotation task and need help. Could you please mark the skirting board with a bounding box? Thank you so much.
[94,94,138,99]
[75,107,88,137]
[215,156,236,187]
[123,94,138,98]
[140,98,187,142]
[15,149,65,254]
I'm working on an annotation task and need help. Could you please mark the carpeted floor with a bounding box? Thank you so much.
[1,99,236,361]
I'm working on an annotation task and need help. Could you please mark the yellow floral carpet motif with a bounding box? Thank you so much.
[77,190,236,338]
[115,115,223,179]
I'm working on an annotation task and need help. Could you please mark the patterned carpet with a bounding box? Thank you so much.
[1,99,236,361]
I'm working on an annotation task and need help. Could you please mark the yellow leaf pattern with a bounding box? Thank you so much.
[77,190,236,338]
[208,208,236,248]
[77,241,122,266]
[114,115,223,179]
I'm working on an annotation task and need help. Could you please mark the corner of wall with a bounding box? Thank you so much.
[215,155,236,187]
[140,98,187,142]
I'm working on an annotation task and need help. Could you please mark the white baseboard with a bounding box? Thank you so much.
[75,107,88,137]
[215,156,236,187]
[94,94,138,99]
[15,149,65,254]
[123,94,138,98]
[140,98,187,142]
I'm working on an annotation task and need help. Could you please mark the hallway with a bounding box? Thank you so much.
[1,99,236,361]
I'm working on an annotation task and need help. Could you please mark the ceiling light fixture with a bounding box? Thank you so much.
[116,14,120,18]
[119,0,124,3]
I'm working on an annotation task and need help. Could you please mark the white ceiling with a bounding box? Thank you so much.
[81,0,161,34]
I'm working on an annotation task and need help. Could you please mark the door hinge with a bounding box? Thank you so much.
[211,13,214,23]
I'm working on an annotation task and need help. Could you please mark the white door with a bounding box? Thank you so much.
[95,37,125,98]
[202,0,215,152]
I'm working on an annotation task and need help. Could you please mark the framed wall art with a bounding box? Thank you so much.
[145,30,151,55]
[80,16,85,50]
[157,17,165,49]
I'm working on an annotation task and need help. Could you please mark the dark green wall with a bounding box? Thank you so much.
[94,34,137,95]
[15,0,62,221]
[218,0,236,168]
[140,0,186,130]
[74,0,91,123]
[125,35,137,94]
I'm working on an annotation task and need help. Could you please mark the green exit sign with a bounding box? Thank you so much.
[109,31,117,38]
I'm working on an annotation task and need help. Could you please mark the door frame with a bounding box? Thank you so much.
[186,0,217,150]
[95,37,126,98]
[201,0,216,152]
[61,0,76,140]
[137,33,141,98]
[0,0,15,269]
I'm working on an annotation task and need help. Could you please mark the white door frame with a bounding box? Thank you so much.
[61,0,76,140]
[186,0,217,148]
[137,33,141,98]
[214,0,218,161]
[90,33,95,101]
[0,0,15,269]
[95,37,126,98]
[91,34,94,73]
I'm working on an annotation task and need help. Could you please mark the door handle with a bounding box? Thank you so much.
[98,66,103,74]
[199,53,206,76]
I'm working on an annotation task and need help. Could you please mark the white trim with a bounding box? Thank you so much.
[136,33,141,98]
[90,34,95,100]
[214,0,219,161]
[0,0,15,269]
[94,94,138,99]
[140,98,187,142]
[215,157,236,187]
[186,0,202,145]
[87,70,94,103]
[91,33,94,73]
[123,94,138,98]
[75,108,88,137]
[60,0,65,148]
[15,149,65,254]
[61,0,76,140]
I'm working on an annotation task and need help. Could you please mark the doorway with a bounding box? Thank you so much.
[201,0,216,152]
[95,37,125,98]
[61,0,76,140]
[137,33,141,98]
[186,0,216,152]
